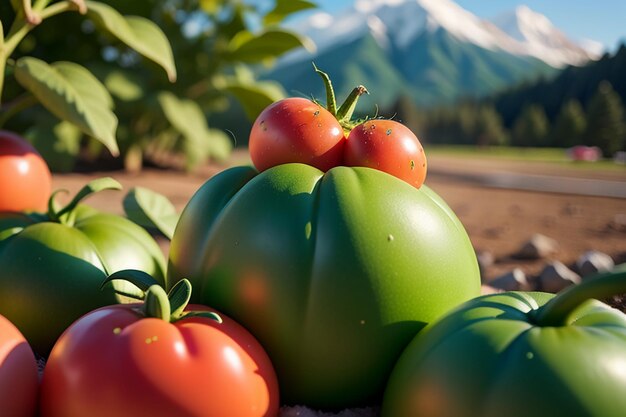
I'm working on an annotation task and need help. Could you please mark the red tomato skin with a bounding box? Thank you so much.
[0,314,39,417]
[249,98,345,172]
[40,304,279,417]
[344,120,427,188]
[0,131,51,213]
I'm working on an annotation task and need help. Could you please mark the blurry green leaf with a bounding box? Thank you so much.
[206,128,234,161]
[15,57,119,156]
[223,79,285,120]
[104,70,144,101]
[264,0,317,26]
[10,0,22,13]
[158,91,232,169]
[227,29,315,62]
[123,187,178,240]
[25,120,82,173]
[199,0,220,14]
[86,1,177,82]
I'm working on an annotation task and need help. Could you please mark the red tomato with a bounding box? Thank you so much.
[0,130,51,212]
[0,314,39,417]
[249,97,345,172]
[40,304,279,417]
[344,120,427,188]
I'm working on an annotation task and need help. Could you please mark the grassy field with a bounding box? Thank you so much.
[427,145,625,171]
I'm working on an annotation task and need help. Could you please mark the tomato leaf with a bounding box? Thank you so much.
[25,119,82,172]
[14,57,119,156]
[263,0,317,26]
[158,91,233,168]
[85,1,177,82]
[104,70,145,102]
[226,29,315,63]
[53,177,122,220]
[223,79,285,121]
[102,269,162,300]
[123,187,178,240]
[168,279,192,319]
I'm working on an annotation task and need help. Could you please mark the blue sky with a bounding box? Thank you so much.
[310,0,626,51]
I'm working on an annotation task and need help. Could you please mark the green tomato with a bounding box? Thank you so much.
[382,269,626,417]
[168,163,480,409]
[0,178,166,355]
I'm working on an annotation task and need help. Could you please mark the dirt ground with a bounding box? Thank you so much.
[50,150,626,287]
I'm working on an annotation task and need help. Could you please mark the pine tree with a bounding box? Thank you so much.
[512,104,550,147]
[552,99,587,148]
[585,81,626,157]
[475,105,509,146]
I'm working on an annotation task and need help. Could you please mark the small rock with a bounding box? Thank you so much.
[576,250,615,277]
[515,234,559,259]
[489,268,531,291]
[538,261,581,293]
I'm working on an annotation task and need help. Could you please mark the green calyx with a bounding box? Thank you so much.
[313,63,369,133]
[47,177,122,225]
[103,269,222,324]
[530,268,626,327]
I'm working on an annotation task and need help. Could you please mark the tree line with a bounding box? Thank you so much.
[390,44,626,158]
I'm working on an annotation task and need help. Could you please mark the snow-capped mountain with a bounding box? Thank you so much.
[264,0,603,108]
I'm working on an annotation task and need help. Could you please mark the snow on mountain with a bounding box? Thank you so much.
[287,0,601,68]
[492,5,602,66]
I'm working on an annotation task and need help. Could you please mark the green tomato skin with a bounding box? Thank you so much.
[0,207,166,355]
[168,163,480,409]
[382,291,626,417]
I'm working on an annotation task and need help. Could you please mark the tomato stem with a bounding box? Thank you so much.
[313,63,337,116]
[336,85,368,128]
[144,285,171,322]
[532,269,626,327]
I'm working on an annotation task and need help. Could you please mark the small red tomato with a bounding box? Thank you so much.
[0,314,39,417]
[249,97,345,172]
[40,302,279,417]
[344,120,427,188]
[0,130,51,212]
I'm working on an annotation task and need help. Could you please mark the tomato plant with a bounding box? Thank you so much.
[0,178,166,355]
[344,120,427,188]
[0,314,38,417]
[40,271,279,417]
[168,163,480,409]
[382,268,626,417]
[0,130,51,212]
[249,97,345,172]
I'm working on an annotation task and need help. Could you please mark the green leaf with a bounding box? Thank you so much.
[223,79,285,120]
[25,119,82,172]
[53,177,122,220]
[168,279,192,319]
[264,0,317,26]
[206,128,234,161]
[14,57,119,156]
[85,1,177,82]
[158,91,232,169]
[102,269,162,300]
[104,70,144,101]
[123,186,179,240]
[227,29,315,63]
[199,0,220,14]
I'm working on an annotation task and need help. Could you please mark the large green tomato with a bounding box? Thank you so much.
[168,163,480,409]
[0,179,166,355]
[382,269,626,417]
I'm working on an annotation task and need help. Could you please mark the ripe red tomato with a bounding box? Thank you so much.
[0,314,39,417]
[40,304,279,417]
[0,130,51,212]
[249,97,345,172]
[344,120,427,188]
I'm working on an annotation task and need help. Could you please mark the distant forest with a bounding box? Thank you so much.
[391,44,626,158]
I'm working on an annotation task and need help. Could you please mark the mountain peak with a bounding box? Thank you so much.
[492,5,601,66]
